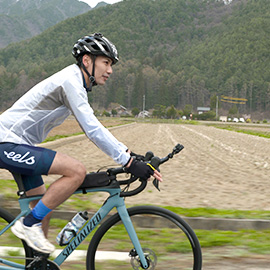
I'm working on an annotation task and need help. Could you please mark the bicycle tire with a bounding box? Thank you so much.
[87,205,202,269]
[0,207,33,268]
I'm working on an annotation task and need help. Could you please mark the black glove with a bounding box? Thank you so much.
[130,151,145,161]
[125,159,155,180]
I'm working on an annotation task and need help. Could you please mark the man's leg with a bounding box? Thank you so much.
[41,152,86,209]
[26,185,51,237]
[12,152,86,253]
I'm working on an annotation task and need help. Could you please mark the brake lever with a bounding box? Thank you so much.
[150,156,161,192]
[152,178,160,191]
[151,144,184,191]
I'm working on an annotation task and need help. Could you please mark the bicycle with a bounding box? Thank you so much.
[0,143,202,269]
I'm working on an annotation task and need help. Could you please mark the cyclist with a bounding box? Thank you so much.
[0,33,162,254]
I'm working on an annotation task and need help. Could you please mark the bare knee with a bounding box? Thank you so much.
[49,152,86,185]
[73,161,86,185]
[62,160,86,187]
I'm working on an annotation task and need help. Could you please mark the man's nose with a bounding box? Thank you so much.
[108,65,113,74]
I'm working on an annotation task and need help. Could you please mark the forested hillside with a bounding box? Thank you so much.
[0,0,91,48]
[0,0,269,119]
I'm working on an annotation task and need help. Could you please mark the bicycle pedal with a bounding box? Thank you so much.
[26,257,60,270]
[33,252,49,258]
[26,256,43,269]
[26,251,50,269]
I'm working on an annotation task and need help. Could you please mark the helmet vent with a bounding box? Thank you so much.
[83,45,91,52]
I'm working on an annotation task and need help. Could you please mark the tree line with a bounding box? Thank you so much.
[0,0,269,119]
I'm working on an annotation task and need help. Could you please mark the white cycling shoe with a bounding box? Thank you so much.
[11,218,55,254]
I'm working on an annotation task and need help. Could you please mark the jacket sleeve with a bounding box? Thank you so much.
[62,77,130,166]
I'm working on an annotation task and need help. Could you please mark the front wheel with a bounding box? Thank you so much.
[87,205,202,269]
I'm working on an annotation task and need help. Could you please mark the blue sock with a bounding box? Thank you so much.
[23,200,52,227]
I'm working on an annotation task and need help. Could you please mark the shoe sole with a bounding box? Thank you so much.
[24,238,53,254]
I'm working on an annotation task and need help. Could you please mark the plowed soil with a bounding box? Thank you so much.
[36,119,270,211]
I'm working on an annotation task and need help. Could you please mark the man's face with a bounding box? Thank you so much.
[94,56,113,85]
[84,55,113,86]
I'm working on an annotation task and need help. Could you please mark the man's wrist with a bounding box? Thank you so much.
[126,156,134,168]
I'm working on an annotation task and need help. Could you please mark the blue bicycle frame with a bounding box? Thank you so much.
[0,185,149,269]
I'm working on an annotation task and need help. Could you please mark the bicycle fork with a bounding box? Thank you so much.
[117,204,149,269]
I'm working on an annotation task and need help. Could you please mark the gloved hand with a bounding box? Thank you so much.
[125,159,155,180]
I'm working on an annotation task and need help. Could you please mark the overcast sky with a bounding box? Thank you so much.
[80,0,123,8]
[81,0,232,8]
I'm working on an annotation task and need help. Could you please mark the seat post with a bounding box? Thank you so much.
[11,172,27,198]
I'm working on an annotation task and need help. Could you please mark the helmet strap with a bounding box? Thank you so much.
[80,55,97,92]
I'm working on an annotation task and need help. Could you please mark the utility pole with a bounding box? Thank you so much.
[216,95,219,121]
[142,95,145,119]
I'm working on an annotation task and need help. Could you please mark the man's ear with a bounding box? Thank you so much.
[82,54,92,68]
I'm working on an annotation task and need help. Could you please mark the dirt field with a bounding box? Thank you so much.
[1,118,270,210]
[34,119,270,211]
[1,118,270,269]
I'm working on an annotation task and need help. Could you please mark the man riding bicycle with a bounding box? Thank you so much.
[0,33,162,254]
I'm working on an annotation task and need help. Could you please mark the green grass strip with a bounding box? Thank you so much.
[163,206,270,220]
[2,180,270,220]
[214,126,270,139]
[196,229,270,254]
[45,219,270,254]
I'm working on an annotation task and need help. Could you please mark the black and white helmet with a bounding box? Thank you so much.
[72,33,119,65]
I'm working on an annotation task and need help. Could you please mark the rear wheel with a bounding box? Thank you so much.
[87,205,202,269]
[0,207,33,267]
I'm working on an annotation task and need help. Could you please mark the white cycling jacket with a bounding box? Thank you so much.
[0,64,130,166]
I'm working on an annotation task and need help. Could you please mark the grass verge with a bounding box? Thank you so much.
[1,217,270,255]
[210,124,270,139]
[1,180,270,220]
